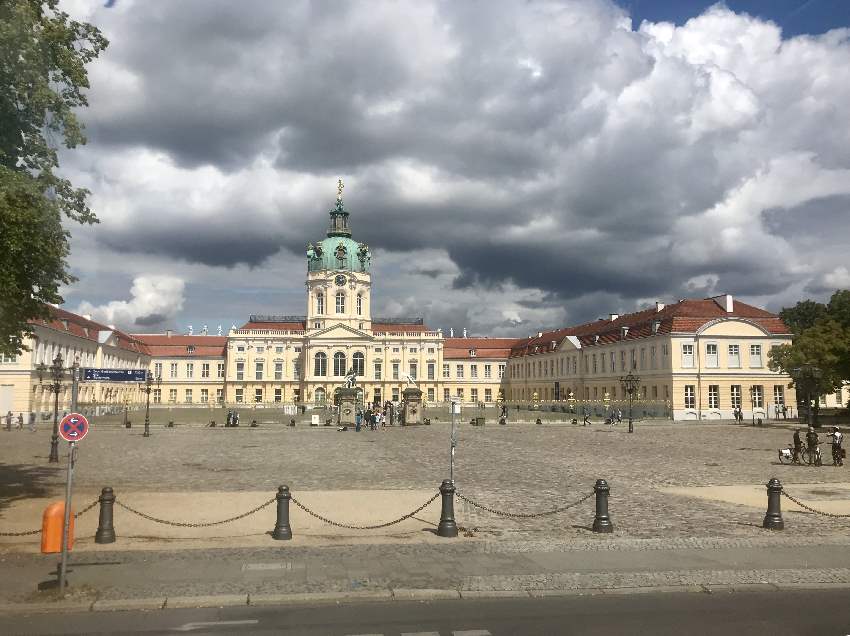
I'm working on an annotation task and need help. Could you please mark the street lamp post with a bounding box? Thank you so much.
[567,390,576,415]
[35,354,76,463]
[602,390,611,423]
[619,372,641,434]
[749,386,756,426]
[139,373,162,437]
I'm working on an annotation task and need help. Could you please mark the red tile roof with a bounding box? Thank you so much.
[238,321,306,331]
[372,323,429,333]
[132,334,227,358]
[444,337,525,360]
[509,297,791,357]
[32,306,150,355]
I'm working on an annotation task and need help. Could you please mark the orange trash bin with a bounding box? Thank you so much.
[41,502,74,554]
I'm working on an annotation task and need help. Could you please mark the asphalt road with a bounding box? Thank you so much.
[2,589,849,636]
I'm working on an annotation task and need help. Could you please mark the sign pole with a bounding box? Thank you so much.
[449,399,458,483]
[58,441,76,591]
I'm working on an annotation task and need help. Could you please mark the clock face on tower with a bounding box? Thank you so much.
[335,274,346,286]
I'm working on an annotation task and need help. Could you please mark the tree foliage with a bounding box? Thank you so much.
[0,0,107,356]
[769,290,850,409]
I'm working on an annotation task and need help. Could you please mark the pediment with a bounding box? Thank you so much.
[310,323,373,341]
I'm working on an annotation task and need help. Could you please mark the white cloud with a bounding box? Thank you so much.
[76,275,185,329]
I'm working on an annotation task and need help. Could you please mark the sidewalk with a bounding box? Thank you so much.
[2,535,850,613]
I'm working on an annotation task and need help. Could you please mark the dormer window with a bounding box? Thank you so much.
[550,341,557,351]
[621,326,629,339]
[187,345,195,354]
[651,320,661,334]
[61,319,69,330]
[469,349,476,357]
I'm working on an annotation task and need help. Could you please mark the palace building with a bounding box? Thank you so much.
[1,182,824,422]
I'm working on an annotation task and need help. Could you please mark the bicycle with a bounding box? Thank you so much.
[802,445,822,467]
[778,445,803,465]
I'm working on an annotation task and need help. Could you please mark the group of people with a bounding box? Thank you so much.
[4,410,36,432]
[352,402,396,431]
[792,426,844,466]
[225,410,241,427]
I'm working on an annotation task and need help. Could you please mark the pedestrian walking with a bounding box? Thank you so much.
[616,409,622,424]
[233,411,240,427]
[4,410,11,431]
[28,412,37,432]
[583,409,590,427]
[355,409,362,432]
[226,410,233,427]
[15,413,23,430]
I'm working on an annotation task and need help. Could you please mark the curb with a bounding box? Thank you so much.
[4,580,850,615]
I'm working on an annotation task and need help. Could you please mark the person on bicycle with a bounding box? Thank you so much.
[828,427,843,466]
[792,429,803,463]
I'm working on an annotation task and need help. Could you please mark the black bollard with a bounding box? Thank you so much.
[272,485,292,540]
[536,418,542,425]
[762,478,784,530]
[592,479,614,533]
[289,419,295,427]
[436,480,458,538]
[95,487,116,544]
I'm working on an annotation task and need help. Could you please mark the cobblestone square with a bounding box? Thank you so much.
[2,420,849,542]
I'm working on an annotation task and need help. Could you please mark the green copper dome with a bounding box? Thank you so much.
[306,181,371,273]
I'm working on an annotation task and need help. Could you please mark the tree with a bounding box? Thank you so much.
[0,0,107,356]
[779,299,827,335]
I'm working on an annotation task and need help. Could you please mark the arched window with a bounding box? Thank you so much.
[314,352,327,376]
[335,291,345,314]
[333,352,347,376]
[356,294,363,316]
[353,352,365,376]
[316,292,324,315]
[314,387,326,404]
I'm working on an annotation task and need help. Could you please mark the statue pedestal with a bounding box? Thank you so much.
[337,387,358,426]
[402,387,423,426]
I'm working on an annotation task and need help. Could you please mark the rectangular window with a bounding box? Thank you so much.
[456,364,464,379]
[293,360,301,380]
[235,388,243,403]
[256,346,264,354]
[274,388,282,403]
[153,389,161,404]
[217,362,225,379]
[498,364,505,379]
[427,387,435,401]
[169,388,177,403]
[255,388,263,403]
[236,362,244,381]
[236,345,245,353]
[185,389,193,403]
[201,363,210,378]
[274,362,283,380]
[684,385,695,409]
[216,388,223,404]
[471,388,478,403]
[640,348,646,369]
[374,362,382,380]
[443,363,450,378]
[592,355,598,374]
[409,362,417,380]
[443,388,450,401]
[650,347,657,370]
[186,363,193,378]
[728,344,740,368]
[170,363,178,378]
[731,385,742,409]
[708,385,719,409]
[392,363,399,380]
[470,364,478,379]
[154,362,163,378]
[457,388,464,400]
[275,346,284,353]
[652,385,658,399]
[682,344,694,368]
[255,361,263,380]
[410,347,418,353]
[392,387,399,402]
[705,343,718,368]
[749,344,762,367]
[752,385,763,408]
[200,389,209,403]
[484,364,492,379]
[774,385,784,406]
[428,348,435,354]
[485,388,493,402]
[293,388,301,402]
[620,351,626,371]
[427,363,435,380]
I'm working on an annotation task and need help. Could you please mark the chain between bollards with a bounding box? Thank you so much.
[95,487,116,544]
[763,478,784,530]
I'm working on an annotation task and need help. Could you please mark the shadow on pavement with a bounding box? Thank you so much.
[0,462,58,514]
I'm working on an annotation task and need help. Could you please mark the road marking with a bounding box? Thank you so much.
[453,631,492,636]
[173,620,259,631]
[401,632,440,636]
[242,562,293,571]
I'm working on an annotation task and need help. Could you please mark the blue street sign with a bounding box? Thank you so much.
[82,368,148,382]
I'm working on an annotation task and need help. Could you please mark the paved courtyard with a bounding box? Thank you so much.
[2,419,849,545]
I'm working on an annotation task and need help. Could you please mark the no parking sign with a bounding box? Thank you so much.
[59,413,90,443]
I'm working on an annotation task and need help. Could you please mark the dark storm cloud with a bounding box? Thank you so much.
[134,312,167,326]
[66,0,850,334]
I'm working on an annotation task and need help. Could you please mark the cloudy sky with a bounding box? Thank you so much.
[57,0,850,336]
